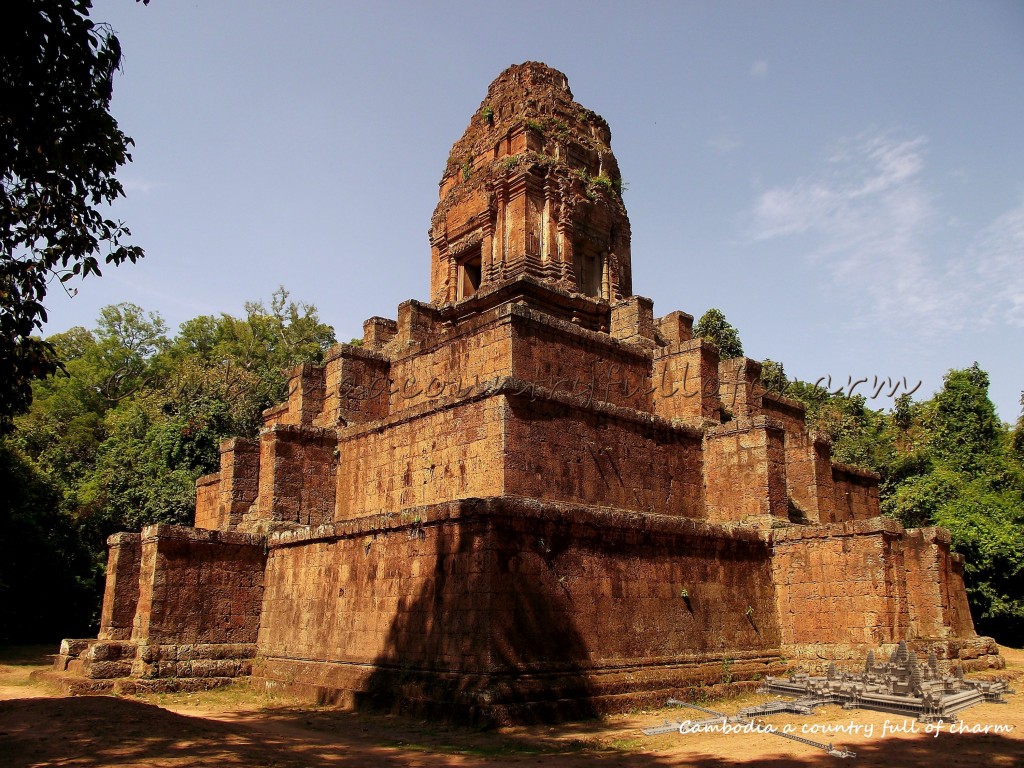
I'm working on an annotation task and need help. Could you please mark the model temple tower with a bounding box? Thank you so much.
[53,63,1000,720]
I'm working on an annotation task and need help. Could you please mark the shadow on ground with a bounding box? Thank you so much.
[1,693,1021,768]
[0,694,654,768]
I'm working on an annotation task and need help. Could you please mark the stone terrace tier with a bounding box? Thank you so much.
[252,497,785,722]
[197,276,878,532]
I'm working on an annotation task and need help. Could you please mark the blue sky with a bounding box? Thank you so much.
[50,0,1024,420]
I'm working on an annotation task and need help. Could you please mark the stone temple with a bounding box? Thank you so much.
[54,62,1000,722]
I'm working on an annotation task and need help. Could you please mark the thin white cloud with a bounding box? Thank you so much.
[748,131,1022,334]
[707,131,742,153]
[968,201,1024,327]
[750,60,768,78]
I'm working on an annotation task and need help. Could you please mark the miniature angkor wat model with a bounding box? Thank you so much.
[52,62,1000,723]
[746,641,1013,723]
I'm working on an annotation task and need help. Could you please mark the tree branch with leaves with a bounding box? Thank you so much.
[1,0,144,431]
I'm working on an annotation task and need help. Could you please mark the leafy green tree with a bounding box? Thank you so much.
[927,363,1000,474]
[783,379,898,474]
[77,398,199,536]
[693,308,743,359]
[882,466,961,528]
[12,327,108,507]
[758,358,788,395]
[934,474,1024,641]
[891,392,914,432]
[2,0,144,430]
[3,292,335,640]
[168,287,336,426]
[12,304,167,503]
[92,303,168,402]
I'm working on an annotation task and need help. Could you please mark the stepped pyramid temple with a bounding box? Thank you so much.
[54,62,1000,722]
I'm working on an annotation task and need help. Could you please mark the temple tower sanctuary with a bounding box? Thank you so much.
[430,62,631,304]
[51,62,998,721]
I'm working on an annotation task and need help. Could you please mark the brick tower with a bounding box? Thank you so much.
[431,62,631,304]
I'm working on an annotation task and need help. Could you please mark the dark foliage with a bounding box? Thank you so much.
[1,0,143,432]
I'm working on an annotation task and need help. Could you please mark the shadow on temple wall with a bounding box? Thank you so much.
[357,494,782,724]
[361,506,598,724]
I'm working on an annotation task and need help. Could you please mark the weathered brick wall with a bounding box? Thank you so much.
[811,436,837,523]
[335,397,506,519]
[703,418,787,522]
[947,554,976,638]
[760,393,823,523]
[771,519,910,647]
[904,527,977,640]
[510,306,652,412]
[362,316,398,349]
[194,473,221,530]
[717,358,760,420]
[486,499,781,667]
[652,340,721,423]
[385,314,514,414]
[375,300,655,422]
[319,345,390,427]
[503,394,705,517]
[132,525,266,645]
[262,401,289,427]
[255,425,337,526]
[97,533,141,641]
[265,363,327,427]
[256,498,779,701]
[394,299,439,349]
[609,295,655,345]
[218,437,260,530]
[832,464,881,521]
[259,508,495,674]
[655,311,693,345]
[292,363,326,425]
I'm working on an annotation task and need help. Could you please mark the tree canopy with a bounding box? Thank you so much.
[693,308,744,359]
[1,0,142,432]
[0,291,335,641]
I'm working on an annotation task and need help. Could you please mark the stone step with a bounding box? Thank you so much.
[31,668,237,696]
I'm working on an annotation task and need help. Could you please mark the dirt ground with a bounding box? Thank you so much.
[1,646,1022,768]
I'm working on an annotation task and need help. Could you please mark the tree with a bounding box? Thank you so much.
[169,287,336,406]
[92,303,168,402]
[693,308,743,359]
[4,292,334,640]
[928,363,1000,475]
[1,0,143,432]
[759,358,788,395]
